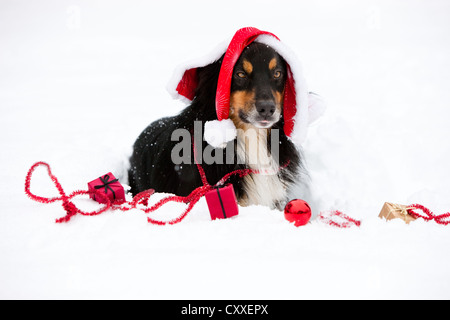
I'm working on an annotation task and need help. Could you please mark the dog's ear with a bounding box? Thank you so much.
[169,55,224,105]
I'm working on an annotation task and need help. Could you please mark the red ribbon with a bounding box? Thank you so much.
[407,204,450,225]
[24,161,259,225]
[317,204,450,228]
[143,164,257,225]
[24,161,112,223]
[317,210,361,228]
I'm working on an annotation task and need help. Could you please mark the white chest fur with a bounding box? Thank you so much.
[236,128,288,209]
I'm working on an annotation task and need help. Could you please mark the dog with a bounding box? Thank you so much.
[128,42,304,210]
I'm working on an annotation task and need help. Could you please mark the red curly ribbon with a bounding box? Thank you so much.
[128,159,278,225]
[318,210,361,228]
[407,204,450,225]
[317,204,450,228]
[24,161,112,223]
[24,160,268,225]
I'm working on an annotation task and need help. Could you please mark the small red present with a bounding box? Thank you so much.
[205,184,239,220]
[88,172,125,204]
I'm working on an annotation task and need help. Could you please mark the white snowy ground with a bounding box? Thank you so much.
[1,0,450,300]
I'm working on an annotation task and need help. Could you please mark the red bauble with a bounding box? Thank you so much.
[284,199,312,227]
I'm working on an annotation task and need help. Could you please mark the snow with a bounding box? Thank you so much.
[1,0,450,299]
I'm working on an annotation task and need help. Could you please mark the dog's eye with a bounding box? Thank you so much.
[274,71,282,79]
[236,71,247,79]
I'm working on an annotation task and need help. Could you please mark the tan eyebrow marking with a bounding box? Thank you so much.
[243,59,253,74]
[269,58,277,70]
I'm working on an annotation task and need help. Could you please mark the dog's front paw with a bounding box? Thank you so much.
[272,200,286,211]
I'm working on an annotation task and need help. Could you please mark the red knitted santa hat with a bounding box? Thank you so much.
[167,27,326,148]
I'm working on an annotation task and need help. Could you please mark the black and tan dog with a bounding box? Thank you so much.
[128,42,303,210]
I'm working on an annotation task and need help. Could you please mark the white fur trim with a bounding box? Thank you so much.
[204,119,237,149]
[166,38,230,102]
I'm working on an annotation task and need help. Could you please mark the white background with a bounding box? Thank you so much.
[1,0,450,299]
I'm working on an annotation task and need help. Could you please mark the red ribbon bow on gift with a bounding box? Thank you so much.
[94,174,119,200]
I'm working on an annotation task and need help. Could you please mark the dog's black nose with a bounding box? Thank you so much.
[255,101,276,118]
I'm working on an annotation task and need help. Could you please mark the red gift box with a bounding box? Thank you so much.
[205,184,239,220]
[88,172,125,204]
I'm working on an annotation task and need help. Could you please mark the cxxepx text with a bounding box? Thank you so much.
[181,304,269,317]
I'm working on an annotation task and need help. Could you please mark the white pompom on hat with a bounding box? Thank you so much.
[167,27,326,148]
